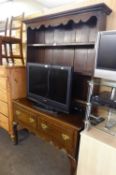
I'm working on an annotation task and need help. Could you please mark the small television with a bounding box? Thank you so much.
[27,63,73,113]
[94,30,116,81]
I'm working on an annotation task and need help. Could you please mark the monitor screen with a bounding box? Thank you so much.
[94,30,116,81]
[49,67,68,104]
[29,64,49,97]
[27,63,72,113]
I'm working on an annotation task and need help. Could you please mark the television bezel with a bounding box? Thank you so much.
[27,63,72,113]
[94,30,116,81]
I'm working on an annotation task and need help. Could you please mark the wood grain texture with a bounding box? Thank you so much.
[0,113,9,131]
[13,98,84,159]
[0,66,26,136]
[0,88,8,102]
[25,4,110,111]
[0,101,8,116]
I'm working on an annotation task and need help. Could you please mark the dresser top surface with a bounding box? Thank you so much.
[13,98,84,130]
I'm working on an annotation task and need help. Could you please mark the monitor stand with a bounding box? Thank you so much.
[32,103,59,115]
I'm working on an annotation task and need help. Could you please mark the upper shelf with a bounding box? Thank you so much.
[27,42,95,47]
[24,3,112,29]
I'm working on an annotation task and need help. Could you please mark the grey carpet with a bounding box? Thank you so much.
[0,128,70,175]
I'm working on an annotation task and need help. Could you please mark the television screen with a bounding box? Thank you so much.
[94,30,116,81]
[29,64,49,97]
[27,63,72,113]
[49,67,68,104]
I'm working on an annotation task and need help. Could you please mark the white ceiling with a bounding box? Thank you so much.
[35,0,77,8]
[36,0,86,8]
[0,0,86,18]
[0,0,85,8]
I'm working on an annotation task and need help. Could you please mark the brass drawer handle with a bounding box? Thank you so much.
[41,123,48,130]
[29,117,35,123]
[16,110,20,116]
[61,133,70,141]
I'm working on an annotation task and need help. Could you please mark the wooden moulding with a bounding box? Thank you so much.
[24,3,112,29]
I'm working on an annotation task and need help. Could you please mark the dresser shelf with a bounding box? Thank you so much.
[24,3,111,110]
[27,42,95,48]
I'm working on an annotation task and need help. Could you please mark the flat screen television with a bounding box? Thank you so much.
[94,30,116,81]
[27,63,73,113]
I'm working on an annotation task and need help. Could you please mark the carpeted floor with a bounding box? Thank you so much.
[0,128,70,175]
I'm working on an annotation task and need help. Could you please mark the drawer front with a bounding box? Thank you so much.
[0,113,9,131]
[37,118,76,156]
[0,101,8,116]
[0,89,8,102]
[0,68,7,77]
[37,118,53,141]
[0,77,7,90]
[14,106,37,129]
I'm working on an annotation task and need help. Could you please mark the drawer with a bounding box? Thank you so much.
[0,89,8,102]
[0,101,8,116]
[0,68,7,76]
[0,113,9,131]
[0,77,7,90]
[14,106,37,130]
[37,117,76,156]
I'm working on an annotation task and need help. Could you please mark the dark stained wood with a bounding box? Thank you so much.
[44,48,53,64]
[24,3,111,28]
[45,27,54,44]
[86,48,95,74]
[13,98,84,175]
[72,74,91,101]
[88,16,98,42]
[64,21,75,43]
[25,3,111,114]
[13,98,84,128]
[74,49,88,73]
[54,26,65,43]
[0,13,24,65]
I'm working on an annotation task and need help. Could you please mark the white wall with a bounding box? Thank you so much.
[0,0,47,19]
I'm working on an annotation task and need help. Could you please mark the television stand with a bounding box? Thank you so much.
[13,98,84,175]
